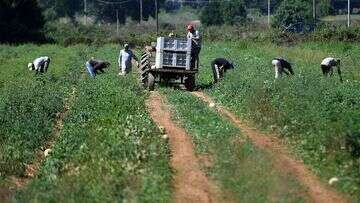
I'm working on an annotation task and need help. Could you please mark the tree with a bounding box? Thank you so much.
[38,0,82,21]
[200,2,224,26]
[272,0,313,32]
[317,0,334,17]
[0,0,45,43]
[222,0,247,25]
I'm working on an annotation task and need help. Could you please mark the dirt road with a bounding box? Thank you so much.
[146,91,223,203]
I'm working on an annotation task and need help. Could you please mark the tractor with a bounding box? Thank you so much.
[139,37,198,91]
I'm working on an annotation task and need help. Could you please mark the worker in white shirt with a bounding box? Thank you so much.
[118,44,138,76]
[28,56,51,74]
[321,57,342,82]
[187,24,201,69]
[271,57,294,79]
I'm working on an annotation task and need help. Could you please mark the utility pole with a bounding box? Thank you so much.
[84,0,87,25]
[313,0,316,21]
[139,0,143,23]
[155,0,159,34]
[267,0,271,28]
[348,0,351,27]
[116,9,119,35]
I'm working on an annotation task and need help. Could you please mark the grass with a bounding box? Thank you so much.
[162,88,306,202]
[197,40,360,200]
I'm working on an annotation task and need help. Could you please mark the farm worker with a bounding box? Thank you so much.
[118,43,139,76]
[187,24,201,69]
[271,57,294,79]
[211,58,234,83]
[86,57,110,79]
[321,57,342,82]
[28,56,51,73]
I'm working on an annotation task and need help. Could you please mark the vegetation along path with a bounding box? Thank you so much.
[22,87,77,183]
[192,91,349,203]
[146,91,222,203]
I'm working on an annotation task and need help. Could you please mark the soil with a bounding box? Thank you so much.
[192,91,350,203]
[146,91,224,203]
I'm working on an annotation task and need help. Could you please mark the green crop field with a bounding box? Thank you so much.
[198,41,360,200]
[1,40,359,202]
[0,45,172,202]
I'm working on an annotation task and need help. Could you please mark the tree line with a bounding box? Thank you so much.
[1,0,359,43]
[0,0,165,43]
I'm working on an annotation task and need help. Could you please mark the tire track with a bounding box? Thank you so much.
[146,91,224,203]
[192,91,350,203]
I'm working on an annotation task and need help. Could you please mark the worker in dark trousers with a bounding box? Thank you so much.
[187,24,201,70]
[86,58,110,79]
[271,57,294,79]
[321,57,342,82]
[211,58,234,83]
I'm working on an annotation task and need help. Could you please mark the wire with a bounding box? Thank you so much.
[95,0,132,5]
[166,0,230,3]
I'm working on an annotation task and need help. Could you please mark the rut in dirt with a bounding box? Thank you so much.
[146,91,224,203]
[192,91,349,203]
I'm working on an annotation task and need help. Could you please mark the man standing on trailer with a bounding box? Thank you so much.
[28,56,51,74]
[271,57,294,79]
[187,24,201,69]
[211,58,234,83]
[118,44,139,76]
[321,57,343,82]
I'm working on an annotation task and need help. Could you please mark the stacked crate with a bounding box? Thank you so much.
[155,37,192,70]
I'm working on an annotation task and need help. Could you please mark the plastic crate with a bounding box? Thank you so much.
[155,37,192,70]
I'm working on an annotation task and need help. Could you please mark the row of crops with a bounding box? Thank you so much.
[0,44,86,176]
[198,41,360,200]
[0,45,172,202]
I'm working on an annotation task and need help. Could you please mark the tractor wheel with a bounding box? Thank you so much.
[140,53,151,87]
[147,72,155,91]
[185,75,195,91]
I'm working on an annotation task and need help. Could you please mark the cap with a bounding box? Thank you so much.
[124,43,129,48]
[28,63,33,70]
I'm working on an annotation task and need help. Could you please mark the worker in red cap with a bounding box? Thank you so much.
[186,24,201,70]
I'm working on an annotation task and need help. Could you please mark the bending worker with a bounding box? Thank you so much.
[86,57,110,79]
[271,57,294,79]
[118,44,138,76]
[211,58,234,83]
[28,56,51,74]
[321,57,342,82]
[187,24,201,69]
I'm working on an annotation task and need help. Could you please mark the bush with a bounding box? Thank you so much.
[310,25,360,42]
